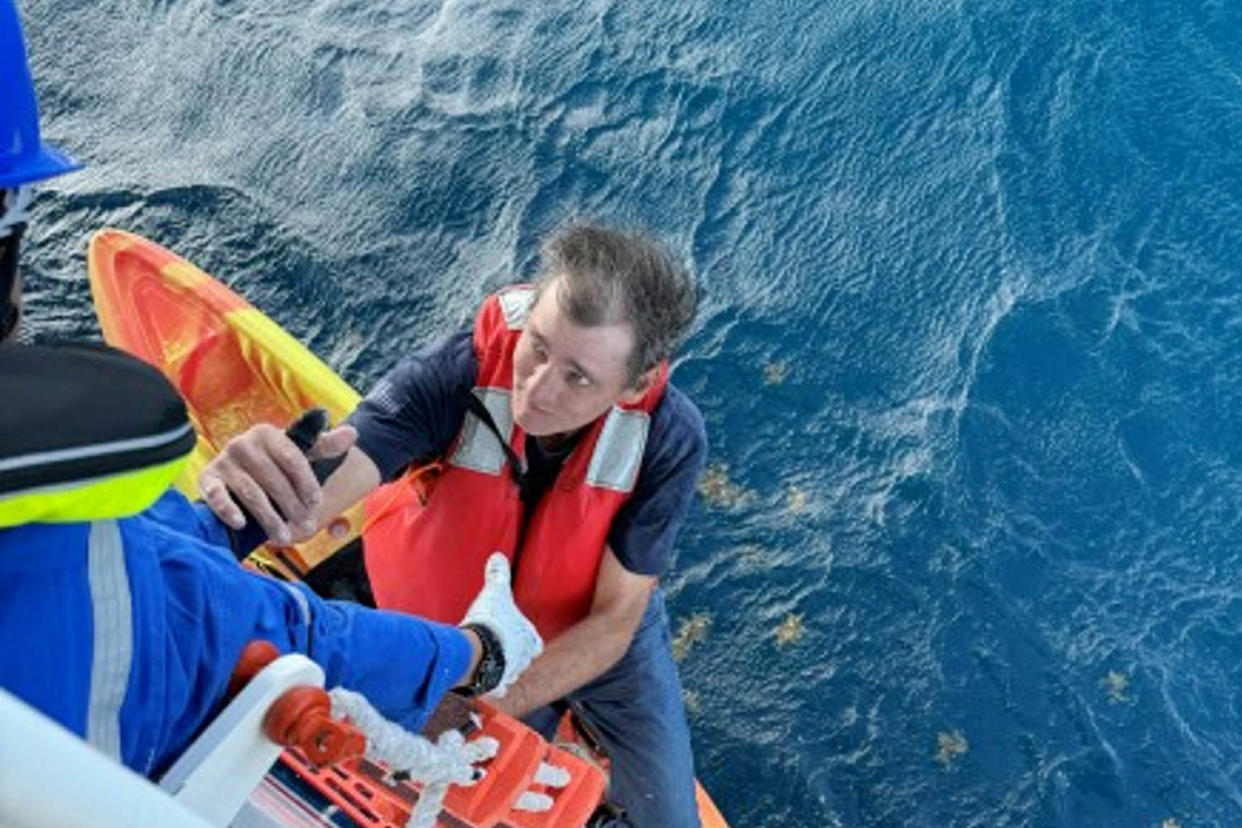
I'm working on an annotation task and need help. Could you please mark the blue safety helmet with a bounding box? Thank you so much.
[0,0,82,189]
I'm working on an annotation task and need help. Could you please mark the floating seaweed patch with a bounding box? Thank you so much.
[1102,670,1131,703]
[672,612,713,661]
[935,730,969,768]
[762,360,790,385]
[774,612,805,647]
[785,485,808,515]
[697,463,753,508]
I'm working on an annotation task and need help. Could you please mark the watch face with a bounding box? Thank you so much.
[464,623,506,696]
[475,651,504,695]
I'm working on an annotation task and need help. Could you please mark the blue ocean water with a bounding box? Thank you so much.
[18,0,1242,825]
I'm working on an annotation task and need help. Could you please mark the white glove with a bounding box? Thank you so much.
[460,553,543,697]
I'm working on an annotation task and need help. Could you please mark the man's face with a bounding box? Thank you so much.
[512,276,641,438]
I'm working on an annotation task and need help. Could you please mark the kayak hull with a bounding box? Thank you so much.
[87,228,363,574]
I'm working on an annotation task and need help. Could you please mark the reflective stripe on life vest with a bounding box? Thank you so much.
[449,388,514,476]
[585,408,650,493]
[497,287,535,329]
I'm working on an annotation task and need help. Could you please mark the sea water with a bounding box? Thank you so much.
[21,0,1242,824]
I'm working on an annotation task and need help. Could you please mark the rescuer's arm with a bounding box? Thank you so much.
[485,547,654,718]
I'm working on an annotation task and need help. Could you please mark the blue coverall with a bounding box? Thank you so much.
[0,489,471,778]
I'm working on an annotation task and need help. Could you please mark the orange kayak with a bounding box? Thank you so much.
[88,227,363,575]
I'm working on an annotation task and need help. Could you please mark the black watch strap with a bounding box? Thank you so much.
[459,622,506,697]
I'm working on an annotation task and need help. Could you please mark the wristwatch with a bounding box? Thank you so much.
[458,622,506,697]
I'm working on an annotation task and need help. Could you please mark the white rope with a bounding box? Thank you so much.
[327,688,499,828]
[407,780,450,828]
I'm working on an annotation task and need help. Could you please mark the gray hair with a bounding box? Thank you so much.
[534,222,696,385]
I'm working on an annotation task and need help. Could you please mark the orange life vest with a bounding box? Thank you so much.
[362,286,668,641]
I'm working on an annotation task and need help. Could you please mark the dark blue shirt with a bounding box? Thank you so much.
[348,331,706,577]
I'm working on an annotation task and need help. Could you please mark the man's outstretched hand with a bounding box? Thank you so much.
[198,422,357,544]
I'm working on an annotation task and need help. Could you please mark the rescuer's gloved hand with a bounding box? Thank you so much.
[459,553,543,697]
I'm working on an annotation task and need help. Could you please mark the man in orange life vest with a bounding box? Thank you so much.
[200,224,708,827]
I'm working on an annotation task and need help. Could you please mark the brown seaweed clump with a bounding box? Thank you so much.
[1102,670,1131,704]
[671,613,713,662]
[774,612,805,647]
[785,485,808,515]
[935,730,969,768]
[762,360,790,385]
[697,463,753,509]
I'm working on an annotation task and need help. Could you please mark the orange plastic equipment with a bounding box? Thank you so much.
[227,640,281,698]
[503,744,606,828]
[276,700,609,828]
[226,646,621,827]
[264,686,367,767]
[438,701,544,825]
[227,639,367,768]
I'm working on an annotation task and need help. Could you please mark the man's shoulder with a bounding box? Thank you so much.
[384,330,477,389]
[348,330,480,479]
[650,382,706,448]
[356,330,478,417]
[605,381,706,577]
[637,381,706,481]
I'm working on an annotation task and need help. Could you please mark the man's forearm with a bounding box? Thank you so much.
[488,612,632,718]
[315,446,382,531]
